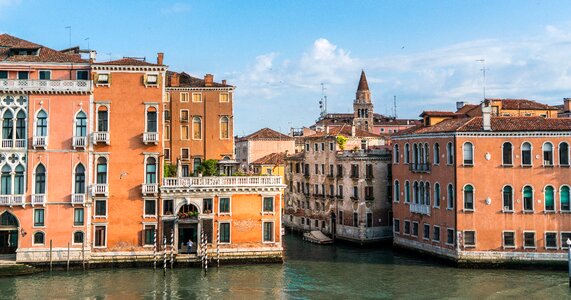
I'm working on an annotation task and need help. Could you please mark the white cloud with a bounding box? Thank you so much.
[161,2,191,14]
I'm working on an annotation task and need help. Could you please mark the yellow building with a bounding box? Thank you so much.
[251,152,286,179]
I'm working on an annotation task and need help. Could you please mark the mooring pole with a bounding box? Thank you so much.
[153,229,157,271]
[163,235,167,276]
[170,229,174,269]
[567,238,571,287]
[216,222,220,268]
[67,242,70,271]
[49,239,53,272]
[82,241,85,271]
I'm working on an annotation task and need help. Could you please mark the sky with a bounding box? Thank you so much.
[2,0,571,135]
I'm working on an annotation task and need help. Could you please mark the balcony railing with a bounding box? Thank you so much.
[33,136,48,149]
[410,203,431,215]
[32,194,46,206]
[73,136,87,149]
[162,176,283,189]
[1,139,25,149]
[72,194,85,205]
[143,132,159,145]
[142,183,158,195]
[409,163,431,173]
[0,79,92,93]
[92,132,110,145]
[0,195,25,206]
[92,184,108,196]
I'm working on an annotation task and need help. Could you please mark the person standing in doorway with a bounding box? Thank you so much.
[187,239,193,254]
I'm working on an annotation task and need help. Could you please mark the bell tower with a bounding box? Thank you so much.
[353,70,374,132]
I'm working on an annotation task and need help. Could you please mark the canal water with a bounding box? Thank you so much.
[1,234,570,299]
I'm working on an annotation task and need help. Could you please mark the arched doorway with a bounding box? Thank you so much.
[177,204,199,254]
[0,211,18,254]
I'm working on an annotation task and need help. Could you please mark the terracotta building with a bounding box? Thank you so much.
[235,128,295,171]
[165,72,234,175]
[392,100,571,264]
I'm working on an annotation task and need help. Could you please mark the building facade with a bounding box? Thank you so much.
[235,128,295,171]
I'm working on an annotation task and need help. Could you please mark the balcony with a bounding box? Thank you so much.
[73,136,87,149]
[32,194,46,206]
[33,136,48,149]
[1,139,25,149]
[0,79,92,93]
[71,194,85,205]
[142,183,158,196]
[365,195,375,201]
[91,184,108,197]
[143,132,159,145]
[410,203,431,215]
[162,176,283,189]
[92,132,110,145]
[409,163,431,173]
[0,195,25,207]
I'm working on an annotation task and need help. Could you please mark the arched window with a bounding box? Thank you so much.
[74,164,85,194]
[2,110,13,140]
[193,117,202,139]
[543,142,553,166]
[220,116,229,139]
[33,232,45,245]
[97,106,108,132]
[424,143,429,165]
[521,142,532,166]
[523,186,533,211]
[561,186,570,211]
[146,157,157,184]
[413,144,419,165]
[419,182,425,205]
[96,157,107,184]
[560,142,570,166]
[434,183,441,207]
[146,107,157,133]
[544,186,555,211]
[394,180,400,202]
[1,165,11,195]
[413,181,419,204]
[14,164,24,195]
[404,181,410,203]
[503,186,513,211]
[502,142,513,165]
[464,185,474,210]
[433,143,440,164]
[0,212,18,226]
[35,164,46,194]
[425,182,431,206]
[447,184,454,209]
[446,142,454,164]
[404,144,410,164]
[75,111,87,137]
[393,144,400,163]
[463,142,473,165]
[36,110,48,137]
[15,111,25,140]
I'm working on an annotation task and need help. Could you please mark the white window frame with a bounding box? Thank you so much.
[445,228,455,246]
[446,142,454,165]
[192,92,202,103]
[262,195,275,214]
[423,223,430,240]
[501,141,513,166]
[545,231,558,250]
[411,221,419,237]
[447,184,454,210]
[463,184,475,212]
[262,220,275,243]
[93,198,108,218]
[181,147,190,160]
[32,230,46,246]
[432,225,441,243]
[502,230,516,249]
[218,221,231,244]
[463,230,476,248]
[403,220,411,235]
[393,218,400,235]
[542,142,554,167]
[93,224,108,248]
[521,141,533,167]
[143,198,157,218]
[33,208,46,228]
[180,92,189,102]
[218,196,232,216]
[192,116,202,140]
[220,116,230,140]
[71,230,85,245]
[523,231,536,249]
[95,72,110,86]
[142,222,157,247]
[219,93,229,103]
[559,142,570,167]
[433,182,441,208]
[433,143,440,165]
[144,73,159,87]
[561,232,571,249]
[393,180,400,203]
[144,103,159,134]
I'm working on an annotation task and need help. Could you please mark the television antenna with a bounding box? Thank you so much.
[476,59,488,101]
[319,83,328,118]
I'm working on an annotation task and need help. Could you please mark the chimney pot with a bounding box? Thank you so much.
[564,98,571,112]
[222,79,227,85]
[157,52,164,65]
[456,101,465,110]
[204,74,214,87]
[170,72,180,87]
[482,102,492,131]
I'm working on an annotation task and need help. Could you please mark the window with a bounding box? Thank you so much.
[405,181,411,203]
[73,231,84,244]
[561,186,570,211]
[365,164,373,179]
[164,110,171,121]
[560,142,570,166]
[545,186,555,211]
[394,180,400,202]
[35,164,46,194]
[165,125,171,140]
[521,142,532,166]
[76,70,89,80]
[146,108,157,133]
[353,212,358,227]
[543,142,554,166]
[18,71,28,80]
[336,165,342,177]
[219,93,229,102]
[144,225,155,245]
[220,116,229,139]
[164,149,171,160]
[96,157,107,184]
[97,107,108,132]
[338,185,343,198]
[446,142,454,164]
[394,219,400,234]
[182,165,189,177]
[503,186,513,211]
[192,117,202,139]
[502,142,513,165]
[433,143,440,164]
[202,198,213,214]
[314,164,319,175]
[74,208,84,226]
[351,164,359,178]
[545,232,557,249]
[263,222,274,242]
[96,73,109,84]
[263,197,274,212]
[464,185,474,210]
[434,183,441,208]
[94,226,106,247]
[353,186,359,199]
[144,199,156,216]
[393,144,400,163]
[463,142,473,165]
[404,143,410,163]
[412,222,419,236]
[146,157,157,183]
[14,165,24,195]
[181,125,189,140]
[2,110,12,140]
[562,233,571,249]
[464,231,475,247]
[163,199,174,215]
[219,197,230,214]
[180,110,189,122]
[34,209,44,227]
[404,220,410,235]
[220,223,230,243]
[314,143,318,151]
[1,165,10,195]
[192,93,202,102]
[423,224,430,240]
[524,232,535,248]
[181,148,189,160]
[95,200,107,217]
[180,92,189,102]
[447,184,454,209]
[75,164,85,194]
[33,232,45,245]
[329,142,334,151]
[75,111,87,137]
[503,231,515,248]
[39,70,51,80]
[15,111,25,140]
[446,229,454,245]
[338,211,343,225]
[36,110,48,137]
[0,71,7,79]
[433,226,441,242]
[523,186,533,211]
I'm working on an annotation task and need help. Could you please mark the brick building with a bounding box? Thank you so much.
[235,128,295,171]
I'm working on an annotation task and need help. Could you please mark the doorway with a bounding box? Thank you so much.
[179,223,198,254]
[0,212,18,254]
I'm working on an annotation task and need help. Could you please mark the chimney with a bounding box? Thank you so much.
[564,98,571,112]
[351,125,356,137]
[170,72,180,87]
[222,79,227,85]
[157,52,164,65]
[89,50,97,63]
[456,101,465,110]
[204,74,214,87]
[325,126,330,134]
[482,101,492,131]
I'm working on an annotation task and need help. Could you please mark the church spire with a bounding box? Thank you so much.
[357,69,369,91]
[353,70,374,132]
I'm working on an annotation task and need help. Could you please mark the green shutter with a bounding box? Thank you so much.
[562,187,570,204]
[523,186,532,198]
[545,187,554,207]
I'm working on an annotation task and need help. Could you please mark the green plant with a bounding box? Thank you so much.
[164,163,177,177]
[196,159,218,176]
[336,135,348,150]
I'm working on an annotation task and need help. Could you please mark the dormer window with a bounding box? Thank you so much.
[145,74,158,86]
[96,73,110,85]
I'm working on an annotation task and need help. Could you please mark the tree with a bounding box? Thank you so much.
[336,135,348,150]
[196,159,218,176]
[164,163,176,177]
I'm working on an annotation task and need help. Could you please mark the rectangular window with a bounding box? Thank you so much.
[34,209,45,227]
[503,231,515,248]
[94,226,106,247]
[263,222,274,242]
[394,219,400,234]
[0,71,8,79]
[365,186,374,200]
[314,164,318,175]
[95,200,107,217]
[219,93,229,102]
[220,222,230,243]
[366,164,373,178]
[181,125,189,140]
[192,93,202,102]
[181,148,189,160]
[352,186,358,199]
[433,226,441,242]
[76,70,89,80]
[338,211,343,225]
[404,220,410,235]
[74,208,84,226]
[164,148,171,161]
[182,165,189,177]
[203,198,213,214]
[412,222,419,236]
[314,143,318,151]
[219,197,230,213]
[353,212,358,227]
[263,197,274,212]
[163,199,174,215]
[446,229,455,245]
[337,165,342,177]
[329,142,334,151]
[144,199,156,216]
[562,232,571,249]
[96,73,109,84]
[180,92,189,102]
[351,164,359,178]
[180,110,189,122]
[545,232,557,249]
[338,185,343,198]
[366,212,373,227]
[39,70,51,80]
[423,224,430,240]
[464,231,476,247]
[144,225,155,245]
[18,71,29,80]
[524,232,535,248]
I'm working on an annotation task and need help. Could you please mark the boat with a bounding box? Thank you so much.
[303,230,333,245]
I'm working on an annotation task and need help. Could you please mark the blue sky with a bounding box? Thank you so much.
[2,0,571,135]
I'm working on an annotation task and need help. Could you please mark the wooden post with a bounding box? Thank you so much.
[67,242,70,271]
[153,229,157,271]
[49,239,53,272]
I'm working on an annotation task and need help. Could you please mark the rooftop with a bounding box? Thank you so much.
[237,128,294,141]
[252,152,287,165]
[0,34,87,64]
[304,125,382,139]
[94,57,163,67]
[166,71,232,88]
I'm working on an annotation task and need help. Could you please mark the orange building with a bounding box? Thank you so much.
[165,72,234,175]
[392,100,571,264]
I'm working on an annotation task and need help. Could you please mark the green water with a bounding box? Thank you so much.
[1,234,570,299]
